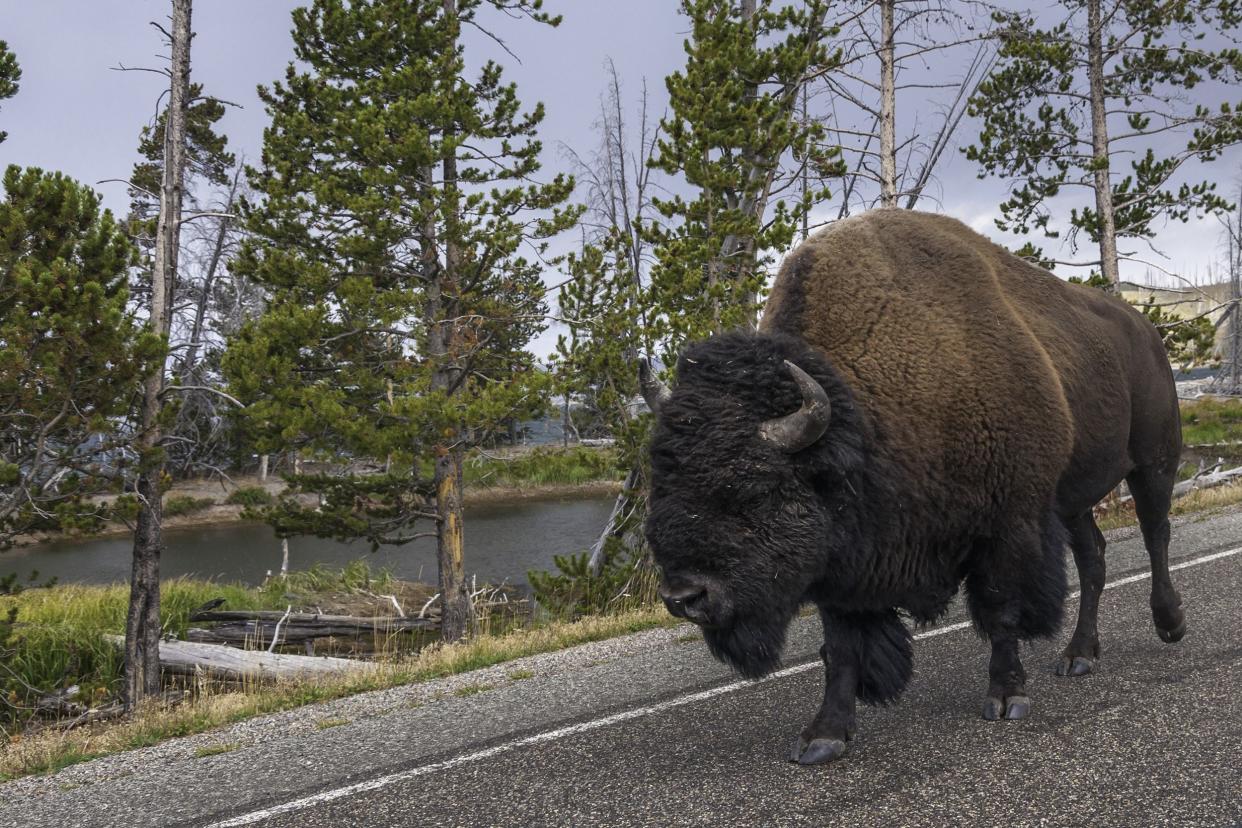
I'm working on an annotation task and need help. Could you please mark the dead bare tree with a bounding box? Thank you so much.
[814,0,996,215]
[560,61,665,576]
[1212,180,1242,395]
[125,0,192,710]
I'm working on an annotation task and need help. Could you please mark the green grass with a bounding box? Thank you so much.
[452,682,495,697]
[0,579,286,722]
[162,495,217,517]
[1181,398,1242,446]
[257,560,396,599]
[506,669,534,681]
[0,559,442,735]
[462,446,621,488]
[224,486,274,507]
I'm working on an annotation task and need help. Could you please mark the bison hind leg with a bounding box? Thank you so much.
[1126,463,1185,643]
[1058,511,1106,677]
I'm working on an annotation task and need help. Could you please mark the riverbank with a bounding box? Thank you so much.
[7,445,625,549]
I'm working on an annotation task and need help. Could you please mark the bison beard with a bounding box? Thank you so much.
[643,210,1187,767]
[702,615,789,681]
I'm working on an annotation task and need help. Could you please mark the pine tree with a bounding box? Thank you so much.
[647,0,841,349]
[0,41,19,145]
[127,82,235,252]
[0,166,161,546]
[965,0,1242,286]
[225,0,578,641]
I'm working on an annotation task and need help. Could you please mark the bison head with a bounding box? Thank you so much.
[643,333,864,679]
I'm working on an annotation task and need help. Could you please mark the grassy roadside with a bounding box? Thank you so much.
[0,604,676,781]
[1094,478,1242,532]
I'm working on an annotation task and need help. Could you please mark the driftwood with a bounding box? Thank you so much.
[186,622,431,646]
[189,609,436,626]
[103,635,367,682]
[1172,464,1242,499]
[184,609,437,649]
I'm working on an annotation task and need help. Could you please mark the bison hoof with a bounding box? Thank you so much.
[1055,655,1095,677]
[1156,617,1186,644]
[982,695,1031,721]
[790,736,848,765]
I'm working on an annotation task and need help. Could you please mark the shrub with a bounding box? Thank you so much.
[162,495,216,517]
[465,446,621,488]
[225,486,273,507]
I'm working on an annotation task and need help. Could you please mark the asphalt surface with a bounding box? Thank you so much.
[3,510,1241,828]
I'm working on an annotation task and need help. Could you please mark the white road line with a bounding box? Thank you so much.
[206,545,1241,828]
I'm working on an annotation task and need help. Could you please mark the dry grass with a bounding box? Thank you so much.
[193,742,239,758]
[0,605,675,780]
[1095,480,1242,532]
[1171,480,1242,517]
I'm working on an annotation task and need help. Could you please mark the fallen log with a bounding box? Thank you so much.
[1172,465,1242,499]
[103,635,368,682]
[189,610,438,626]
[186,620,435,646]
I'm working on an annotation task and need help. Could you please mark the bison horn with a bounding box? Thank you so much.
[638,358,672,417]
[759,360,831,452]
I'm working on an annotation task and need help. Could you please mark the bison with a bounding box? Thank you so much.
[642,209,1185,765]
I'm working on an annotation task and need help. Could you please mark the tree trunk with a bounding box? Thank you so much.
[1223,189,1242,394]
[179,165,240,380]
[125,0,192,711]
[735,0,760,328]
[878,0,897,207]
[1086,0,1120,290]
[434,444,469,640]
[258,453,268,482]
[801,81,810,240]
[587,466,640,576]
[430,0,472,643]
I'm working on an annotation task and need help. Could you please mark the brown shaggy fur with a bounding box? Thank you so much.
[763,210,1178,525]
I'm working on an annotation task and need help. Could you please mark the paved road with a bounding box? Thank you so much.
[4,511,1241,828]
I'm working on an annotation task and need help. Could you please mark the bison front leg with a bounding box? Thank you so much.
[966,519,1068,721]
[982,636,1030,720]
[792,610,912,765]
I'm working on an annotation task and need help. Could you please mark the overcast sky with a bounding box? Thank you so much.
[4,0,1240,348]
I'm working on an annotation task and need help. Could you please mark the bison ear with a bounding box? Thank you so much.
[638,358,672,417]
[758,360,831,452]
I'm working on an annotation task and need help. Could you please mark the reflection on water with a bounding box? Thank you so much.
[2,495,615,588]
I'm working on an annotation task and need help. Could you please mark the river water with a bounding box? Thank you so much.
[1,494,616,588]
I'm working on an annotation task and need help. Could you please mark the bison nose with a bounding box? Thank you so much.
[660,584,709,623]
